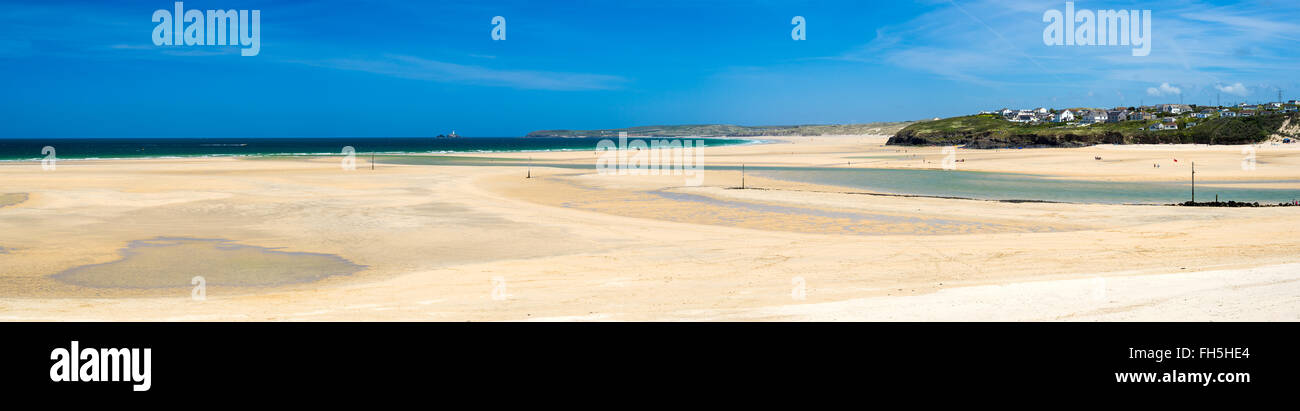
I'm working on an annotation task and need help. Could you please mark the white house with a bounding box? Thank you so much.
[1011,112,1039,123]
[1222,111,1239,118]
[1055,110,1076,122]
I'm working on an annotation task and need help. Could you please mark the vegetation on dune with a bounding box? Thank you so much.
[888,113,1298,148]
[526,122,915,138]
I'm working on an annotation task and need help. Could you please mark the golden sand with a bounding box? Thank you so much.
[1,136,1298,321]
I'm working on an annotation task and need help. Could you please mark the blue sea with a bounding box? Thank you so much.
[0,137,756,161]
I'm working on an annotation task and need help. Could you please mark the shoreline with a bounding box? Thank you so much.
[0,136,771,163]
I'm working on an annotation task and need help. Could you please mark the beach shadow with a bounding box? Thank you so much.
[0,193,28,208]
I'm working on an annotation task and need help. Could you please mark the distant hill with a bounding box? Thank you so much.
[525,122,914,138]
[888,113,1299,148]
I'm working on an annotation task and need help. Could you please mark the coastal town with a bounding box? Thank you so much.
[981,100,1300,135]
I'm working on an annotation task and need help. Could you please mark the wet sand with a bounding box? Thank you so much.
[1,136,1298,321]
[0,193,27,208]
[50,237,365,290]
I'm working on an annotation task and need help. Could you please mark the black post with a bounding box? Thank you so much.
[741,163,745,189]
[1191,161,1195,203]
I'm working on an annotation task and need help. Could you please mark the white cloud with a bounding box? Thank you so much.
[1146,83,1182,97]
[825,0,1300,105]
[296,55,626,91]
[1215,82,1249,96]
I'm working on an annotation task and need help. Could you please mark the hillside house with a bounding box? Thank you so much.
[1159,104,1190,114]
[1085,111,1109,124]
[1106,111,1128,123]
[1054,110,1076,122]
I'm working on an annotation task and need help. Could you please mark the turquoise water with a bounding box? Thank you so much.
[0,137,755,161]
[365,159,1300,205]
[6,137,1294,205]
[752,167,1300,205]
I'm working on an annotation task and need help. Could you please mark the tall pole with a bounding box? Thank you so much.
[527,156,531,179]
[371,152,375,170]
[741,163,746,189]
[1191,161,1196,203]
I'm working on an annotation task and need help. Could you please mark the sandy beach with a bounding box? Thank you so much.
[1,135,1298,321]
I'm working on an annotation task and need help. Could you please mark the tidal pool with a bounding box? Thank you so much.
[52,238,366,288]
[751,167,1300,205]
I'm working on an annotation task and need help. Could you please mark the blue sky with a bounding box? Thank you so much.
[1,0,1297,138]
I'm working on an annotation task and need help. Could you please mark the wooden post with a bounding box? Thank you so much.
[527,157,531,179]
[741,163,745,189]
[1191,161,1196,203]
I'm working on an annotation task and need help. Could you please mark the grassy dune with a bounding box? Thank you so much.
[889,113,1298,148]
